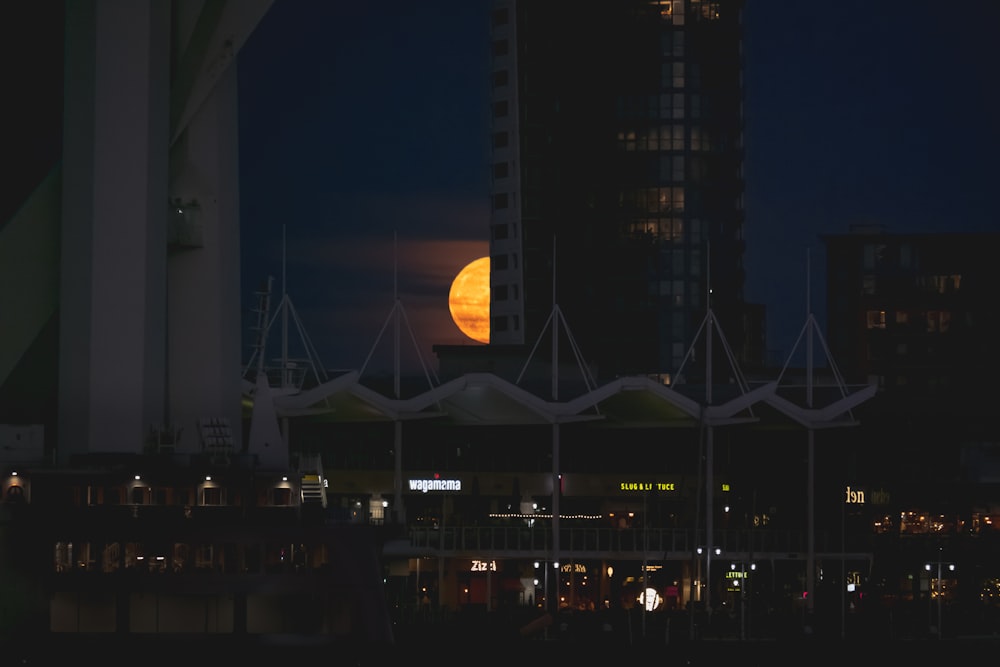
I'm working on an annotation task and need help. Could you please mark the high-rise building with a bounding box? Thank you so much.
[487,0,751,383]
[822,227,1000,479]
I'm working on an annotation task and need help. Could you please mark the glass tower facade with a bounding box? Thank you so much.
[489,0,747,382]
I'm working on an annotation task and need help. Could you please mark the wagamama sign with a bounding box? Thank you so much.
[408,478,462,493]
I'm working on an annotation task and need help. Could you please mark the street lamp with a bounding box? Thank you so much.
[924,547,956,640]
[690,545,722,639]
[729,561,756,640]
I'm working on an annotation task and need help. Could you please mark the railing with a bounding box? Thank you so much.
[396,526,834,559]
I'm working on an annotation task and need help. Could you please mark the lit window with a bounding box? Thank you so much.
[701,2,721,20]
[866,310,886,329]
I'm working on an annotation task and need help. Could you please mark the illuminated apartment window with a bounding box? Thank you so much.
[369,498,387,525]
[701,2,722,20]
[656,1,672,19]
[76,542,97,571]
[866,310,886,329]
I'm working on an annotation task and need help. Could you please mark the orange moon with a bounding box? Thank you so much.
[449,257,490,344]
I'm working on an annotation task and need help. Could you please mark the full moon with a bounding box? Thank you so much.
[449,256,490,344]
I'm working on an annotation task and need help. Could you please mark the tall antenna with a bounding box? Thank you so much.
[281,224,289,389]
[551,235,558,401]
[394,231,400,398]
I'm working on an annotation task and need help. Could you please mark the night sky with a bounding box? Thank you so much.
[7,1,1000,377]
[238,0,1000,375]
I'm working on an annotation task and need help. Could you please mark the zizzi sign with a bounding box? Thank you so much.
[470,560,497,572]
[408,478,462,492]
[620,482,677,492]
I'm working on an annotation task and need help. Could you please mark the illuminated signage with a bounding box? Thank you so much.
[619,481,676,492]
[470,559,497,572]
[639,587,662,611]
[408,478,462,492]
[726,569,749,592]
[845,485,865,504]
[869,488,890,505]
[721,483,730,492]
[560,563,587,574]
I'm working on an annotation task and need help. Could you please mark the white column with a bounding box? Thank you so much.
[59,0,171,461]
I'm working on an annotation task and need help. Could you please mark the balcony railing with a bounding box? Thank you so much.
[391,526,834,560]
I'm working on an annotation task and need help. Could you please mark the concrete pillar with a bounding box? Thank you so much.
[59,0,171,461]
